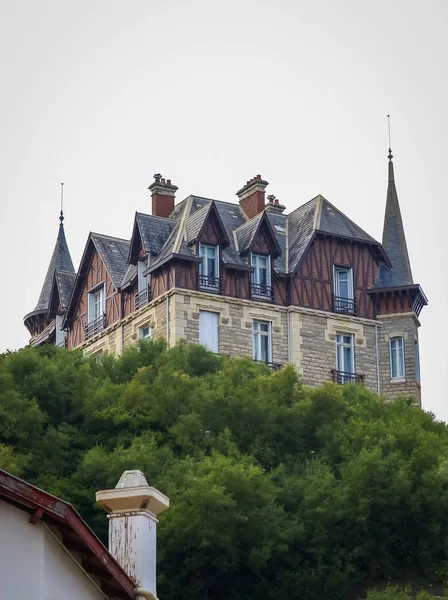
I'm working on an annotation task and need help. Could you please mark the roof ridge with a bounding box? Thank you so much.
[90,232,130,243]
[174,196,193,253]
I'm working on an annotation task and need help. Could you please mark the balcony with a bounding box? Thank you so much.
[331,369,364,385]
[199,275,221,293]
[251,282,274,301]
[334,296,356,315]
[135,287,150,310]
[254,360,283,371]
[85,314,106,340]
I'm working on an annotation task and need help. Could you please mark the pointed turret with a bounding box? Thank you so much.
[380,148,414,286]
[24,210,75,342]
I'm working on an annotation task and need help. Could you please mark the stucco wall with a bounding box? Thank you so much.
[0,501,104,600]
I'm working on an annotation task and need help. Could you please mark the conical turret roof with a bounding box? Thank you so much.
[378,150,414,287]
[28,215,75,316]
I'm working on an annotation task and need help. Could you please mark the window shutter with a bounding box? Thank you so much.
[199,311,219,353]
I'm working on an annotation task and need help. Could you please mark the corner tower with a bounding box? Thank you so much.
[369,149,427,405]
[24,208,75,345]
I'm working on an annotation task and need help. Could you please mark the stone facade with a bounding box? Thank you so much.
[77,288,422,406]
[377,313,421,405]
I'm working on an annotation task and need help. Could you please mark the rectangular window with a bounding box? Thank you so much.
[415,338,420,384]
[199,311,219,353]
[138,325,152,340]
[199,244,219,290]
[252,320,272,364]
[88,286,104,323]
[390,337,405,379]
[251,253,272,299]
[336,333,354,380]
[137,260,148,293]
[333,267,355,314]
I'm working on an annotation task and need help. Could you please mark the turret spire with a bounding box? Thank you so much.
[59,182,64,224]
[23,188,75,338]
[381,135,414,287]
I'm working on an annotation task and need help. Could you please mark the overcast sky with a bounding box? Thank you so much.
[1,0,447,418]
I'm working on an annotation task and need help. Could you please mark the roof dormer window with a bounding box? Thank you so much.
[199,243,220,292]
[251,253,273,301]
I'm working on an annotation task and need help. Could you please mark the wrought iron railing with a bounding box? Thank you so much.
[331,369,364,385]
[254,360,283,371]
[199,275,221,292]
[251,282,274,301]
[334,296,356,315]
[85,314,106,339]
[135,287,150,310]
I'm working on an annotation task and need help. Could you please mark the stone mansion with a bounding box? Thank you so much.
[24,150,427,405]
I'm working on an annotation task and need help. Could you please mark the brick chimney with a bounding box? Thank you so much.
[236,175,269,219]
[96,470,169,600]
[149,174,178,218]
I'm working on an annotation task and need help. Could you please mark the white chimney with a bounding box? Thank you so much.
[96,470,169,600]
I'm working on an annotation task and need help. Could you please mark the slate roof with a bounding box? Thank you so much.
[374,158,414,288]
[55,270,77,309]
[91,233,130,288]
[30,221,75,315]
[136,212,176,255]
[235,212,264,254]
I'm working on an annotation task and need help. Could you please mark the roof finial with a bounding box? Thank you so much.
[59,183,64,224]
[387,115,393,161]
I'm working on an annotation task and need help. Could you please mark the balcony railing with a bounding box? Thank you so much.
[251,282,274,301]
[135,287,150,310]
[334,296,356,315]
[331,369,364,385]
[85,314,106,340]
[254,360,283,371]
[199,275,221,293]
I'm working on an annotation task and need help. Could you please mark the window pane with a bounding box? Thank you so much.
[260,334,269,363]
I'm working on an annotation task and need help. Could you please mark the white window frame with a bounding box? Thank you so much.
[87,285,104,324]
[335,333,355,376]
[55,314,66,347]
[199,311,219,353]
[251,253,271,287]
[199,243,219,289]
[390,336,405,379]
[252,320,272,364]
[333,266,354,299]
[137,259,148,293]
[138,325,152,340]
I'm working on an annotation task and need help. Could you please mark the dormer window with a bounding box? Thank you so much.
[251,253,272,300]
[199,243,220,292]
[85,285,105,339]
[333,266,355,315]
[135,259,150,309]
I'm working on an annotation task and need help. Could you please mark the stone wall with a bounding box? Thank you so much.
[377,313,421,406]
[294,309,379,393]
[169,291,289,365]
[75,288,420,405]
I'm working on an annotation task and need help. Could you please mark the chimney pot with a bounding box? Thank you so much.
[167,179,171,185]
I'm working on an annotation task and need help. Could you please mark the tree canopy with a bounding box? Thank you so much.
[1,340,448,599]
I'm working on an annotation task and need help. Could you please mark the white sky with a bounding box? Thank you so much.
[1,0,447,418]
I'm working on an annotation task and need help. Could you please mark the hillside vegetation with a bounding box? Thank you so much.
[1,341,448,600]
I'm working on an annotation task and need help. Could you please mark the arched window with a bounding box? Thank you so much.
[390,337,405,379]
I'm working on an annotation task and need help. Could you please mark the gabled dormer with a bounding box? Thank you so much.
[235,211,281,301]
[184,201,230,294]
[63,232,130,348]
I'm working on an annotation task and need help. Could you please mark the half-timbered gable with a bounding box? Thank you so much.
[292,235,379,319]
[63,233,129,350]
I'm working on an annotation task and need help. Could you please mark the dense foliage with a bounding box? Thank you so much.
[1,341,448,599]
